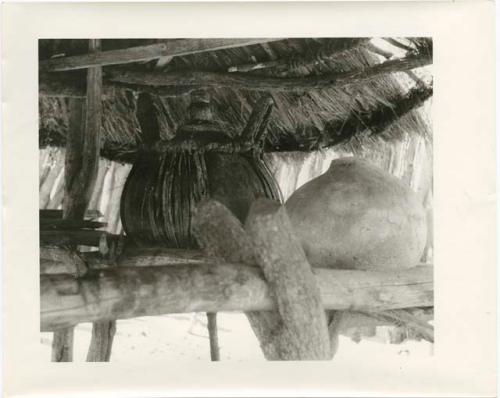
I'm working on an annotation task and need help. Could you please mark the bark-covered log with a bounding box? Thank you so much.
[40,39,282,71]
[40,253,433,331]
[245,199,331,360]
[108,54,431,93]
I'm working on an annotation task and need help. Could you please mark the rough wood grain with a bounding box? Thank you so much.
[109,54,431,93]
[41,260,433,332]
[50,41,102,361]
[245,199,331,359]
[86,320,116,362]
[40,229,110,249]
[63,40,103,220]
[51,328,74,361]
[240,95,274,150]
[40,39,282,71]
[85,40,116,358]
[40,246,88,276]
[192,199,282,359]
[228,38,368,73]
[58,39,108,362]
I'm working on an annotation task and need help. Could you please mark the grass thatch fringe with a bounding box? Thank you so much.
[39,38,432,162]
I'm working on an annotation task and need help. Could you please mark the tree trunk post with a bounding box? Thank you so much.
[193,198,332,360]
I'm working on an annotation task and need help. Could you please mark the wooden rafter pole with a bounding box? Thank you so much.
[108,54,431,93]
[39,53,432,98]
[320,84,433,148]
[40,39,282,72]
[227,38,369,73]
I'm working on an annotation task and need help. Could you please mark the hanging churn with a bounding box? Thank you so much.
[120,91,282,247]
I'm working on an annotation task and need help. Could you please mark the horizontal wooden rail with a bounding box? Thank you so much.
[108,54,431,93]
[41,254,432,331]
[39,53,432,98]
[40,39,282,72]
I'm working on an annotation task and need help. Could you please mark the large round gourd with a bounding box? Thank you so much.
[286,157,427,270]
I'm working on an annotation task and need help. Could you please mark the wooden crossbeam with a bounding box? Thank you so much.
[40,39,282,72]
[39,53,432,98]
[41,259,432,331]
[108,54,432,93]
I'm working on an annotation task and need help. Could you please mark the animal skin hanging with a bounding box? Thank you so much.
[120,91,282,248]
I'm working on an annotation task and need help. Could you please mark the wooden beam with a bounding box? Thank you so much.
[228,38,369,73]
[240,95,274,147]
[40,39,282,72]
[40,218,106,231]
[40,230,113,249]
[40,261,432,331]
[108,54,432,93]
[40,209,103,220]
[82,245,433,343]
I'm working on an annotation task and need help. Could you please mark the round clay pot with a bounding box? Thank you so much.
[286,157,427,270]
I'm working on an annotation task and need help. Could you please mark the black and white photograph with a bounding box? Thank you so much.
[38,37,435,363]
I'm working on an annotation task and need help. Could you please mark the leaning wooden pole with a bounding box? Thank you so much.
[40,39,282,72]
[108,54,431,93]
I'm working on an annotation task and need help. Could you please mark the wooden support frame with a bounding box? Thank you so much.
[41,254,432,332]
[40,39,282,72]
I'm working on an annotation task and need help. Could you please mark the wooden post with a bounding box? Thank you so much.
[244,199,332,359]
[206,313,220,361]
[51,39,113,362]
[192,199,333,360]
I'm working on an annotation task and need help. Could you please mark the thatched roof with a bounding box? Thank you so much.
[39,38,432,163]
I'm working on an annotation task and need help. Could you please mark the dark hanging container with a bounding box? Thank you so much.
[120,92,282,248]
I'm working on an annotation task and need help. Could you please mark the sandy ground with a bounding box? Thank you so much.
[41,313,433,362]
